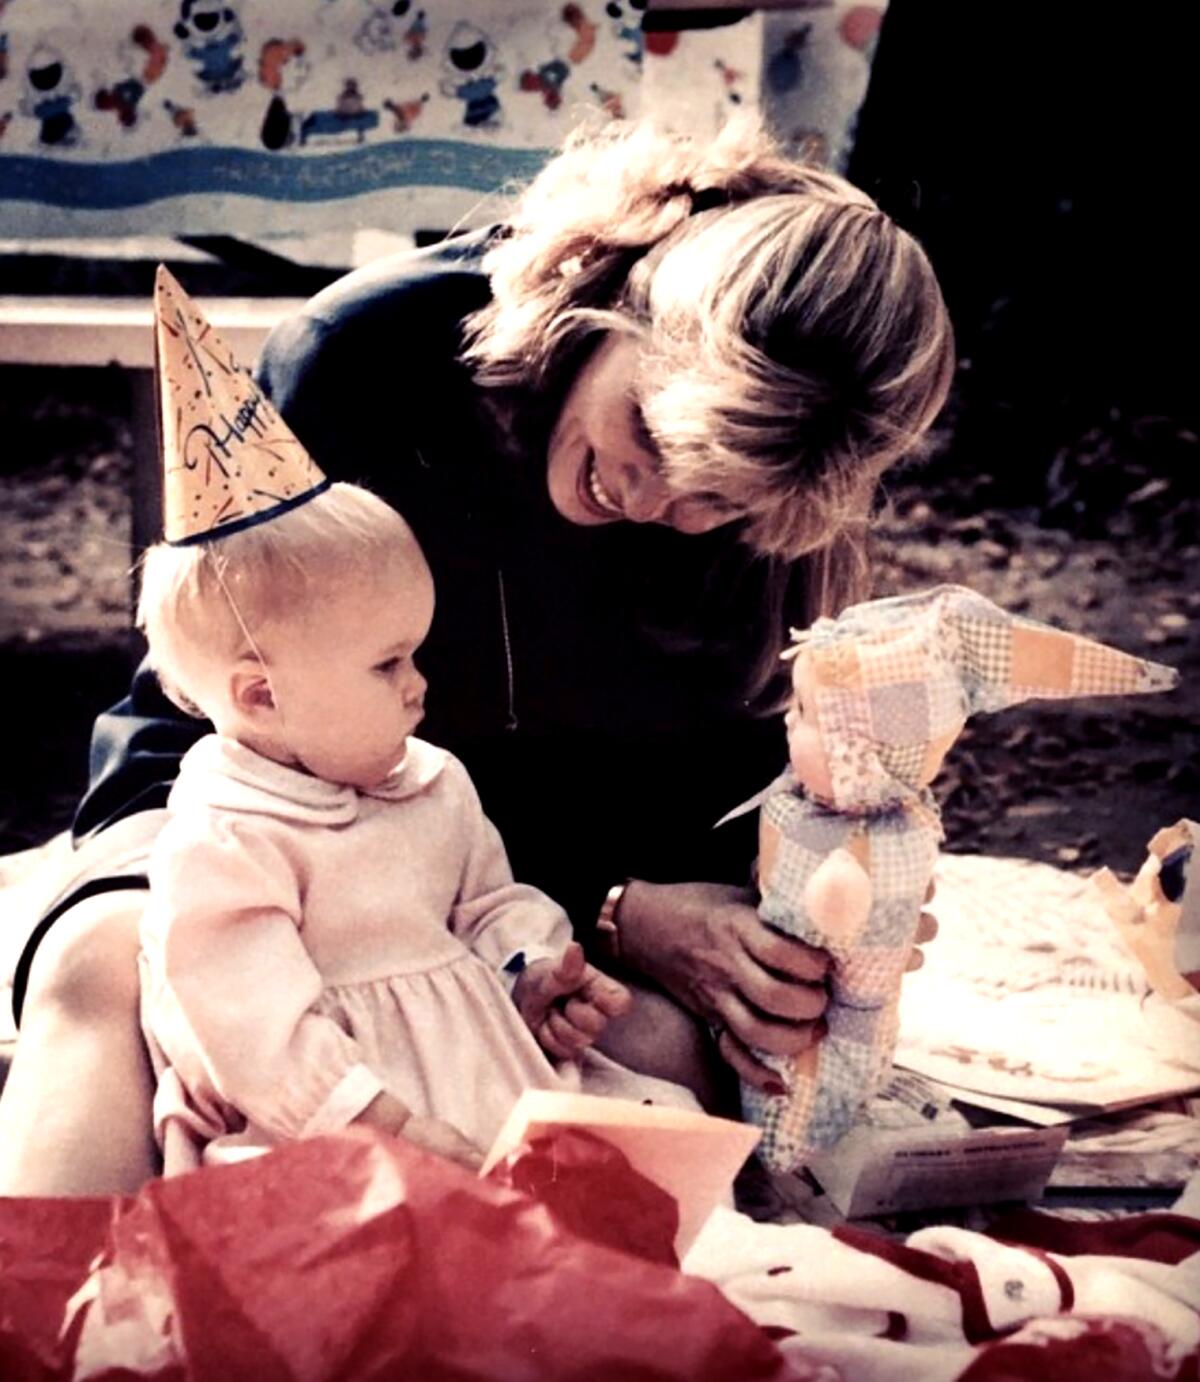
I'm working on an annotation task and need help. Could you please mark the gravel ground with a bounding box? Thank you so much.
[0,361,1195,876]
[0,368,140,857]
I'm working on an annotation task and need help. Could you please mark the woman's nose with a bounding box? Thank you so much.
[619,465,672,523]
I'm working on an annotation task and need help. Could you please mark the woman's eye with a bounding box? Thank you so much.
[695,493,739,516]
[676,492,741,522]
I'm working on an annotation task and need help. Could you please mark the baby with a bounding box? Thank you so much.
[137,269,659,1174]
[733,584,1179,1172]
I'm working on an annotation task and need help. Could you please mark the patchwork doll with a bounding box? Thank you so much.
[737,584,1179,1172]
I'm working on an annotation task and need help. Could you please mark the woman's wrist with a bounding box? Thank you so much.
[597,878,659,973]
[595,879,631,958]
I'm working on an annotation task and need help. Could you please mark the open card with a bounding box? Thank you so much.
[481,1089,761,1258]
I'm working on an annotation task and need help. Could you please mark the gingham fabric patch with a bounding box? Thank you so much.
[858,634,930,687]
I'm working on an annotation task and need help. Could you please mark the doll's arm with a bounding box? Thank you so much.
[802,848,874,948]
[142,817,385,1140]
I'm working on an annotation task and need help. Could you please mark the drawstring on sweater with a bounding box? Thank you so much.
[497,569,518,731]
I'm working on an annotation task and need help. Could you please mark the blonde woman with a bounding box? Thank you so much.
[1,117,953,1194]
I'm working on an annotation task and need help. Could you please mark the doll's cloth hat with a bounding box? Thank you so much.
[154,265,329,545]
[793,584,1179,813]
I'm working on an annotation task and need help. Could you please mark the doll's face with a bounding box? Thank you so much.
[784,652,835,801]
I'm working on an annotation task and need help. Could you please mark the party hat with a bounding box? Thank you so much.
[792,584,1179,811]
[154,265,329,545]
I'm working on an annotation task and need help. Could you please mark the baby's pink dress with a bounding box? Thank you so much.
[140,736,669,1173]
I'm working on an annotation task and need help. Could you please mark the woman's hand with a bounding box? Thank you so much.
[613,880,830,1091]
[612,879,940,1091]
[907,878,940,971]
[513,942,632,1059]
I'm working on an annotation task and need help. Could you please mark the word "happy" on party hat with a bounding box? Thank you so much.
[153,265,329,545]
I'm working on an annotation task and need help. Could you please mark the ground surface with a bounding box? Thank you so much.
[0,359,1195,877]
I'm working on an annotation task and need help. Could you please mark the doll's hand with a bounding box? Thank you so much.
[613,881,830,1091]
[513,942,632,1060]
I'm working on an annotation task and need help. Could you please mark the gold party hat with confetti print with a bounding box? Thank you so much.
[154,265,329,545]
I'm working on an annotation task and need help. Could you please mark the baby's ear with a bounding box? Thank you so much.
[229,662,277,718]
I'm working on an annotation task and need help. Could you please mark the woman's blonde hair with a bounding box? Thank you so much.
[462,115,954,666]
[137,483,416,715]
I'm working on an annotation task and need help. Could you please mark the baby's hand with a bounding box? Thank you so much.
[355,1090,483,1170]
[402,1114,485,1172]
[513,941,631,1060]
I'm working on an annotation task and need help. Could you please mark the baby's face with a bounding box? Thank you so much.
[784,652,835,802]
[266,550,434,790]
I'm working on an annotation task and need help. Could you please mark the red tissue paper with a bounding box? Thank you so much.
[0,1127,792,1382]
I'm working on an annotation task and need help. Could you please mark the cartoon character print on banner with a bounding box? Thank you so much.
[174,0,246,95]
[0,3,888,237]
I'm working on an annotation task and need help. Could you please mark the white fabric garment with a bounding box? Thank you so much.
[685,1207,1200,1380]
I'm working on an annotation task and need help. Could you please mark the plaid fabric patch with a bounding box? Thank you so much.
[953,615,1012,710]
[928,673,970,729]
[859,632,930,687]
[869,824,941,901]
[877,741,928,786]
[826,1003,881,1044]
[868,682,930,743]
[807,1080,862,1149]
[1071,634,1174,695]
[835,942,911,1002]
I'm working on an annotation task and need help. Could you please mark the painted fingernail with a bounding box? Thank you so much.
[764,1080,788,1097]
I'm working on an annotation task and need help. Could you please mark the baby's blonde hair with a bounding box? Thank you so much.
[464,113,953,598]
[137,483,418,716]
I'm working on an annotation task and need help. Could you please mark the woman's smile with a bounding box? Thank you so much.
[582,450,625,519]
[547,333,662,527]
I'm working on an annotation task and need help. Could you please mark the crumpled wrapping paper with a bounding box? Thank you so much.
[0,1127,790,1382]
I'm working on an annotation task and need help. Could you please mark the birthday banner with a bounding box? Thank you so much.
[0,1,886,238]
